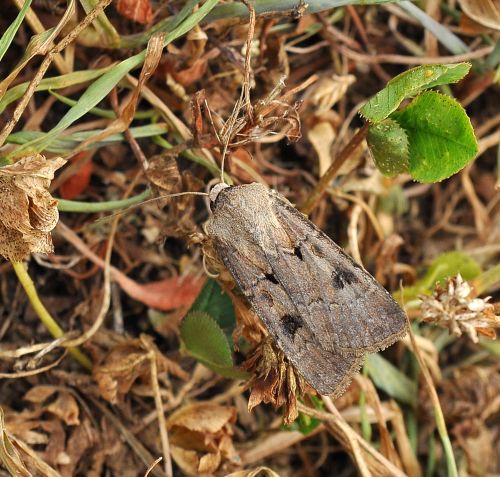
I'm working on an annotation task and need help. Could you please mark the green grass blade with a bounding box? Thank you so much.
[0,0,33,63]
[7,0,220,159]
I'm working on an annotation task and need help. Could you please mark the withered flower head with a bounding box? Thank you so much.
[420,274,500,343]
[242,338,310,424]
[0,155,66,261]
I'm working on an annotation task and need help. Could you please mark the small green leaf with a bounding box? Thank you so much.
[189,279,235,333]
[367,119,409,176]
[425,251,481,284]
[180,311,248,379]
[286,412,321,435]
[365,354,416,406]
[391,91,478,182]
[360,63,471,123]
[401,251,481,302]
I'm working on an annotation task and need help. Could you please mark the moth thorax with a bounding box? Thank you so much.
[209,182,230,203]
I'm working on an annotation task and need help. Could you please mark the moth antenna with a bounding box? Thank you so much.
[94,190,208,224]
[218,1,256,185]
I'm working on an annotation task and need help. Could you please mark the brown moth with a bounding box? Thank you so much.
[206,182,407,396]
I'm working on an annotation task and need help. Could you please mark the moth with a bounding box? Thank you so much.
[206,182,407,396]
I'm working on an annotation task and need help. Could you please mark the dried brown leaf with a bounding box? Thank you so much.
[46,393,80,427]
[305,74,356,115]
[458,0,500,31]
[168,403,236,435]
[146,154,181,202]
[93,334,188,403]
[0,155,66,261]
[168,402,238,476]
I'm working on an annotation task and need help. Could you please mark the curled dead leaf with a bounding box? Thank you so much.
[305,74,356,114]
[146,155,181,198]
[167,402,238,476]
[93,334,189,404]
[24,385,80,426]
[0,155,66,261]
[458,0,500,31]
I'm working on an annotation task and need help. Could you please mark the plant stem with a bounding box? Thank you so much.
[301,122,369,215]
[11,261,92,370]
[57,188,151,213]
[203,0,404,24]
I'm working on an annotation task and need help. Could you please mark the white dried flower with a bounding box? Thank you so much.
[420,274,500,343]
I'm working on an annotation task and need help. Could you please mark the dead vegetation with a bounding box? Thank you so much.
[0,1,499,476]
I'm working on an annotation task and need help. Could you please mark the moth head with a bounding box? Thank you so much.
[209,182,230,207]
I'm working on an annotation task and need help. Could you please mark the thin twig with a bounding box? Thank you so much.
[301,122,369,215]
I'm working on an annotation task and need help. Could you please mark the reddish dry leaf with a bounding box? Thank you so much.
[0,155,66,261]
[119,273,205,311]
[59,157,93,199]
[173,58,209,87]
[116,0,153,24]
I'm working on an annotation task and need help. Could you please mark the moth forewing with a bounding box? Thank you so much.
[206,182,407,396]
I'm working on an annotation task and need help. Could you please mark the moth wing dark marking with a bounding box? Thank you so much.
[269,190,407,354]
[214,240,363,395]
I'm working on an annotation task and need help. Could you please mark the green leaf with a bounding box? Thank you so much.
[360,63,471,123]
[392,91,478,182]
[365,354,416,406]
[401,251,481,302]
[0,0,33,63]
[367,119,409,176]
[180,311,248,379]
[6,124,168,154]
[189,279,235,333]
[0,67,111,115]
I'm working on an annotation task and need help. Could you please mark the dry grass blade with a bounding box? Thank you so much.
[298,401,407,477]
